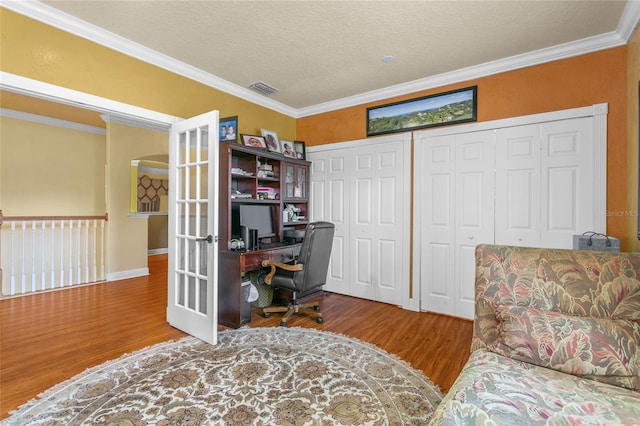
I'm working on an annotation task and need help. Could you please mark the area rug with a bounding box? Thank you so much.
[3,327,442,425]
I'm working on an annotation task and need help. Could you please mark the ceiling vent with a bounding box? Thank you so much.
[248,81,280,96]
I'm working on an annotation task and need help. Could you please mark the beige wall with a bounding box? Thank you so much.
[0,9,296,140]
[0,116,106,216]
[105,122,167,277]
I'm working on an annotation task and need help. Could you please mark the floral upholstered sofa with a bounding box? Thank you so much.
[430,244,640,425]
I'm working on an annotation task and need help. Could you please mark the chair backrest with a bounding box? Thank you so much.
[292,221,335,294]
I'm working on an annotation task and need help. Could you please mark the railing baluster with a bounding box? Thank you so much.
[60,220,65,286]
[31,221,36,292]
[68,220,73,286]
[100,220,105,281]
[51,221,56,289]
[41,221,46,290]
[21,221,26,294]
[84,220,89,283]
[1,213,108,297]
[10,222,16,295]
[92,220,97,283]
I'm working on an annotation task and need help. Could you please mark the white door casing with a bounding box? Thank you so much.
[167,111,219,345]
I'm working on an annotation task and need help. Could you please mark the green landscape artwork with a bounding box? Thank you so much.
[367,86,477,136]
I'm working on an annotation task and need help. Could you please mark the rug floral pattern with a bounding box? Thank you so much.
[4,327,442,425]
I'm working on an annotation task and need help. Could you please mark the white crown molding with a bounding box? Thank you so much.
[618,0,640,42]
[297,30,627,117]
[1,0,298,118]
[0,107,106,134]
[3,0,639,119]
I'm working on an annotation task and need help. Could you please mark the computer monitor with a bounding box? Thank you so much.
[238,204,276,238]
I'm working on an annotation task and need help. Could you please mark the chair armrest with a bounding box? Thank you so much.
[261,260,304,285]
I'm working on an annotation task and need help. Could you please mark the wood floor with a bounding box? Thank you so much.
[0,254,473,419]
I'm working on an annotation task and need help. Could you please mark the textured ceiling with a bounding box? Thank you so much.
[34,0,630,112]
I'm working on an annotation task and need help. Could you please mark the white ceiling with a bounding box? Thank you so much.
[5,1,640,118]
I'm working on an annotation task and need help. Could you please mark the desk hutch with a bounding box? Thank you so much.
[218,143,311,328]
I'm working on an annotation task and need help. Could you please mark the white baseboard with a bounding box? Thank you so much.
[107,268,149,282]
[148,248,168,255]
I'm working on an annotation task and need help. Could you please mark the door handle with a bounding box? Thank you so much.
[196,234,213,243]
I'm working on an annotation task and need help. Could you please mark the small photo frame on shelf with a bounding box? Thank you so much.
[280,140,296,158]
[220,116,238,143]
[293,141,306,160]
[261,129,281,153]
[241,134,267,148]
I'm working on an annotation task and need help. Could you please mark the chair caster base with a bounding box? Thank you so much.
[316,317,324,324]
[262,312,271,318]
[280,321,288,327]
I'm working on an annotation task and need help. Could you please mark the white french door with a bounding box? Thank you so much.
[167,111,219,345]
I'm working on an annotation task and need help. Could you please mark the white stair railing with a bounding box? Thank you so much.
[0,211,107,297]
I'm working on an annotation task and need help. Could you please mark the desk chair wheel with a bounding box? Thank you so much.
[262,312,271,318]
[280,321,287,327]
[313,305,321,311]
[316,317,324,324]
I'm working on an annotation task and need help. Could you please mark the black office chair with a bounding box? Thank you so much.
[260,221,335,327]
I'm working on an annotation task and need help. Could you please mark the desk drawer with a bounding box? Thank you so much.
[239,246,300,271]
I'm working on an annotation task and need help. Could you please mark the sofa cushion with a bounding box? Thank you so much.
[489,305,640,391]
[429,349,640,425]
[472,245,640,355]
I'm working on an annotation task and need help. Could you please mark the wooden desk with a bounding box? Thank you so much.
[218,244,301,328]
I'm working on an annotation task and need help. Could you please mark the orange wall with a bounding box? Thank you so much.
[298,48,629,247]
[626,26,640,252]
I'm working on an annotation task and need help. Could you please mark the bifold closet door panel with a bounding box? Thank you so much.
[308,134,410,306]
[349,142,407,306]
[416,135,457,316]
[309,150,350,295]
[495,124,542,247]
[540,117,595,248]
[454,131,495,319]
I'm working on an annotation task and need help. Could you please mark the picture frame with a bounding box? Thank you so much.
[241,134,267,149]
[261,129,281,153]
[219,116,238,143]
[293,141,306,160]
[280,140,296,158]
[366,86,477,137]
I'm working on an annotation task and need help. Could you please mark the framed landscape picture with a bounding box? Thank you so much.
[220,116,238,143]
[366,86,477,137]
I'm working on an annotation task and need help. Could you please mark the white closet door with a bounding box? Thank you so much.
[540,117,594,248]
[416,131,494,318]
[454,131,495,318]
[309,150,349,294]
[417,135,456,315]
[350,141,408,305]
[495,124,541,247]
[308,134,410,306]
